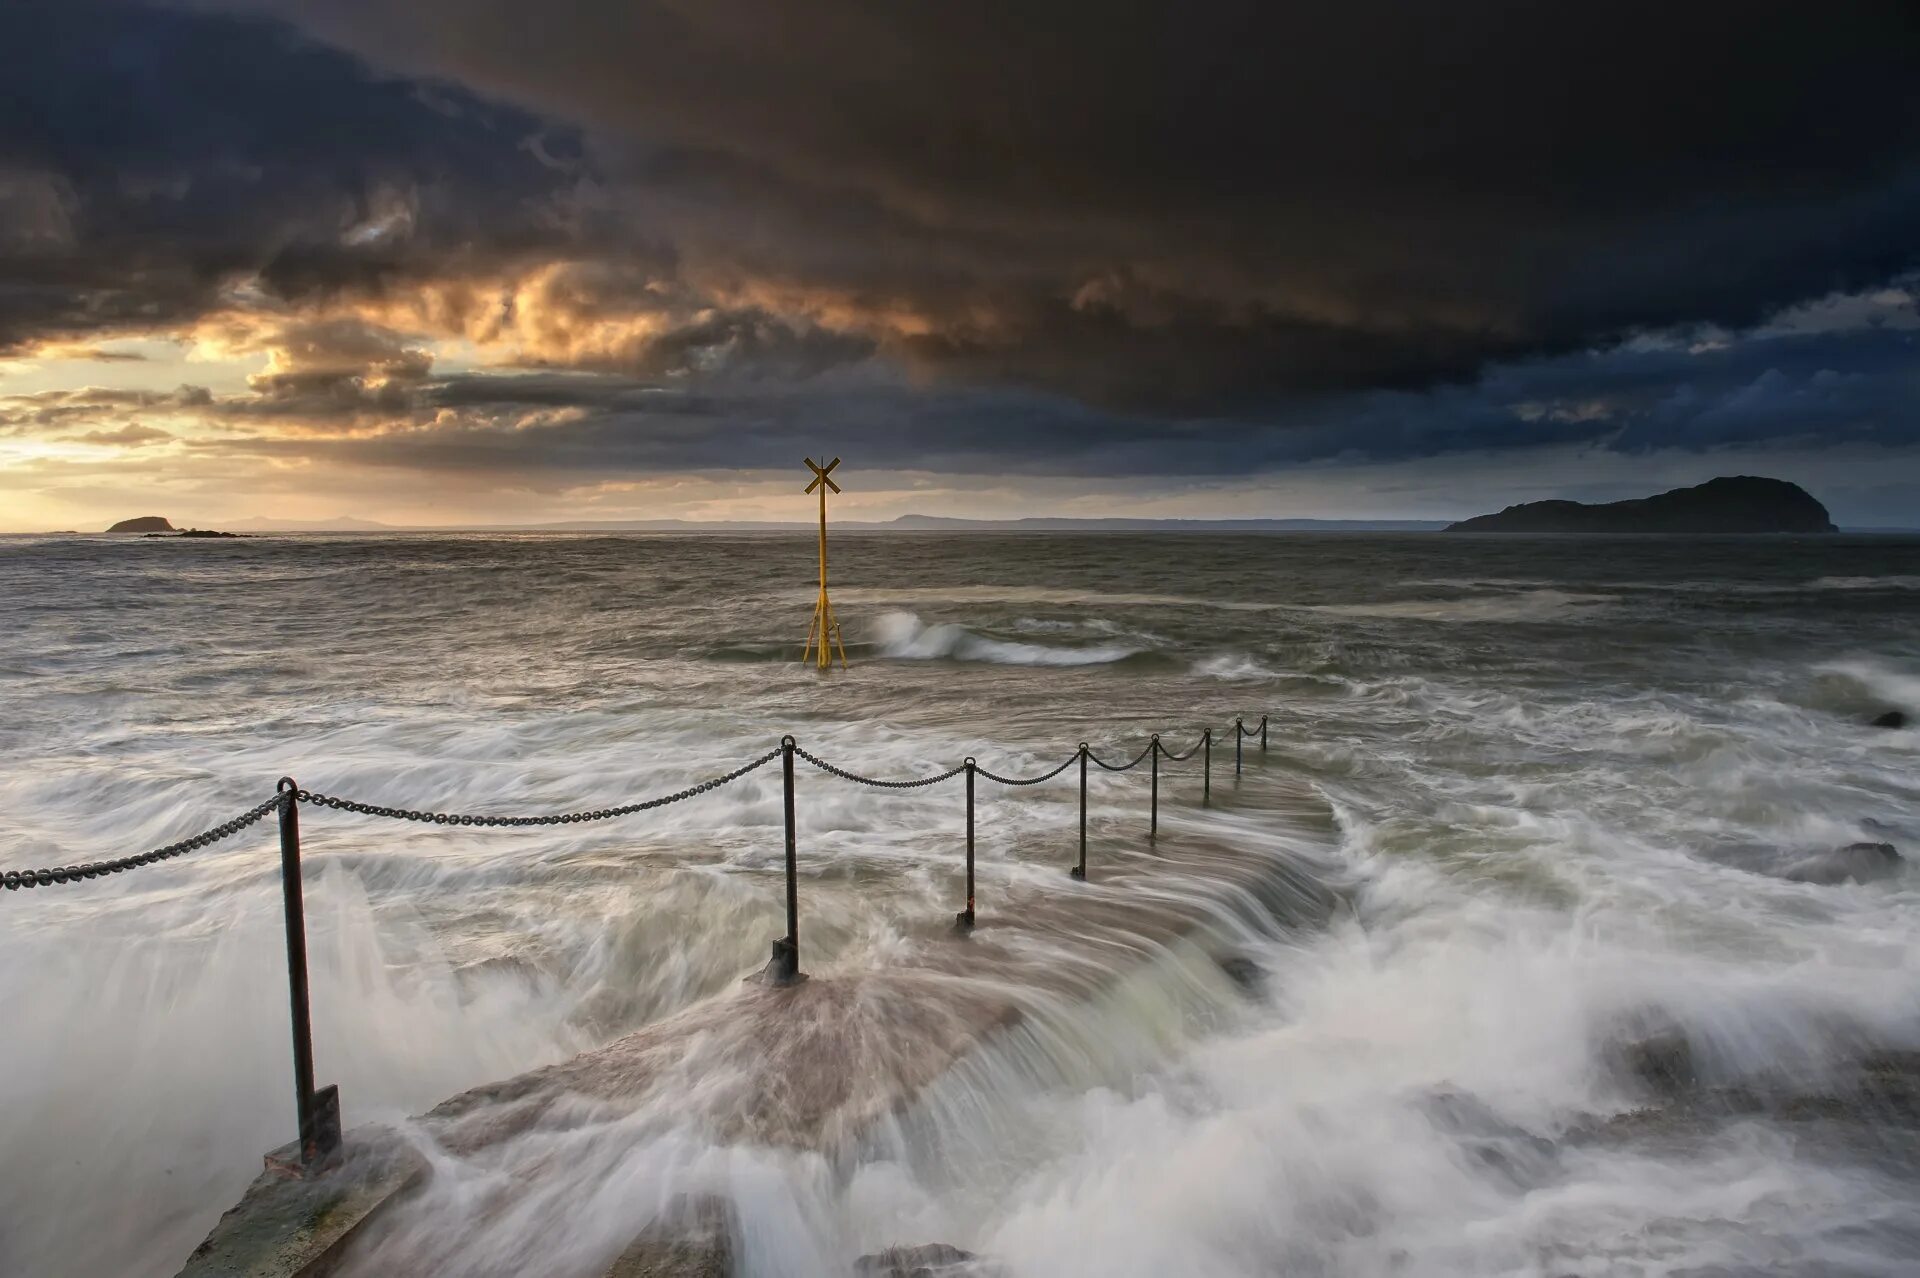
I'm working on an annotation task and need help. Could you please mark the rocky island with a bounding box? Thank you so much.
[106,516,248,538]
[1446,476,1836,534]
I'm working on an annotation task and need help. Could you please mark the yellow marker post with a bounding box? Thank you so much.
[801,456,848,669]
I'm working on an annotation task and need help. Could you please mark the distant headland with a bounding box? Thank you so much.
[1445,477,1837,534]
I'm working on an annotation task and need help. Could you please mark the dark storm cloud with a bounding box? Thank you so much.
[166,318,1919,479]
[5,0,1919,474]
[226,0,1920,410]
[0,0,592,352]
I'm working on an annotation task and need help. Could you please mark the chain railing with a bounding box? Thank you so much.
[1,713,1270,1174]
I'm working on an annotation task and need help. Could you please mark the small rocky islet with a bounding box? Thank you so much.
[104,515,248,539]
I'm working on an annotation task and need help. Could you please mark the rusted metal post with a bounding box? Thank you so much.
[956,758,976,930]
[1203,729,1212,803]
[276,779,340,1169]
[1070,744,1088,879]
[1149,735,1160,839]
[762,736,803,982]
[1235,717,1243,776]
[1260,714,1268,752]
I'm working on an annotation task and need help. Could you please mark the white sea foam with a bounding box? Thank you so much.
[1307,589,1617,622]
[870,611,1143,666]
[4,533,1918,1277]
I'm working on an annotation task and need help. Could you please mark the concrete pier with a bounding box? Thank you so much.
[178,777,1338,1276]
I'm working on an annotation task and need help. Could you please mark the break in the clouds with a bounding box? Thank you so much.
[1,0,1917,528]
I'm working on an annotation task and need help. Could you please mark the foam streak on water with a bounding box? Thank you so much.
[2,532,1919,1277]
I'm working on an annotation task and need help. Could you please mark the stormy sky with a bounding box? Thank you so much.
[2,0,1917,529]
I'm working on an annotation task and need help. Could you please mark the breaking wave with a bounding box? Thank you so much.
[871,611,1146,666]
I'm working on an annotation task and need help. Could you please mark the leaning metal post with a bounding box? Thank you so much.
[1203,729,1212,803]
[1070,744,1088,880]
[1149,735,1160,839]
[956,758,976,930]
[1260,714,1268,751]
[275,779,340,1170]
[1235,717,1244,776]
[761,737,803,982]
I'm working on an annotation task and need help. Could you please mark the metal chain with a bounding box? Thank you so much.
[1160,732,1207,762]
[974,752,1079,786]
[1237,717,1265,738]
[3,713,1270,891]
[298,748,782,827]
[792,745,966,790]
[1088,741,1156,772]
[3,793,284,891]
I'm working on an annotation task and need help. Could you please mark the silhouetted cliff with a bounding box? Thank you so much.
[1446,477,1836,534]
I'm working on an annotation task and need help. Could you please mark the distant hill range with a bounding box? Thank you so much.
[1445,477,1837,534]
[214,514,1447,532]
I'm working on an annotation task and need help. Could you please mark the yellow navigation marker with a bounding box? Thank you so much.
[802,456,848,669]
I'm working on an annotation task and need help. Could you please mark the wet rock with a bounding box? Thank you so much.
[1782,842,1905,886]
[605,1195,733,1277]
[854,1243,983,1277]
[1613,1027,1699,1096]
[1215,954,1264,994]
[1419,1091,1559,1188]
[1870,710,1908,729]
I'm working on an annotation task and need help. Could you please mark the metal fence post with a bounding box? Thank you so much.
[1260,714,1268,752]
[1203,729,1212,804]
[276,778,340,1170]
[957,758,976,930]
[1149,735,1160,840]
[1070,744,1088,880]
[1235,717,1243,776]
[761,737,803,983]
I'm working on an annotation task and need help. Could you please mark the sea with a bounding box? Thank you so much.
[2,531,1917,1278]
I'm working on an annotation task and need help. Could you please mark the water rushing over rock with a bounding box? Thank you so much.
[2,530,1919,1276]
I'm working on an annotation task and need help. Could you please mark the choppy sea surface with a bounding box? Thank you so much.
[3,532,1919,1278]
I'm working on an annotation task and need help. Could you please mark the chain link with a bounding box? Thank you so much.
[1088,741,1157,772]
[792,745,966,790]
[4,713,1271,892]
[3,793,284,892]
[1159,732,1208,762]
[973,752,1079,786]
[297,748,782,827]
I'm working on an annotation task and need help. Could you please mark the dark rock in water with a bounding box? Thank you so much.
[1215,954,1264,994]
[1419,1091,1559,1188]
[1613,1027,1699,1096]
[1870,710,1908,729]
[1783,842,1904,886]
[855,1243,984,1277]
[605,1195,733,1277]
[141,528,248,539]
[106,515,173,533]
[1445,476,1836,534]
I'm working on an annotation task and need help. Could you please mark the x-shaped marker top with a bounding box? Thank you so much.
[805,456,842,494]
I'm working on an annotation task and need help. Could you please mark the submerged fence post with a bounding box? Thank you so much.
[1203,729,1212,804]
[957,758,976,930]
[1070,744,1088,880]
[1235,717,1244,776]
[276,778,340,1170]
[1149,735,1160,840]
[761,736,803,983]
[1260,714,1268,752]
